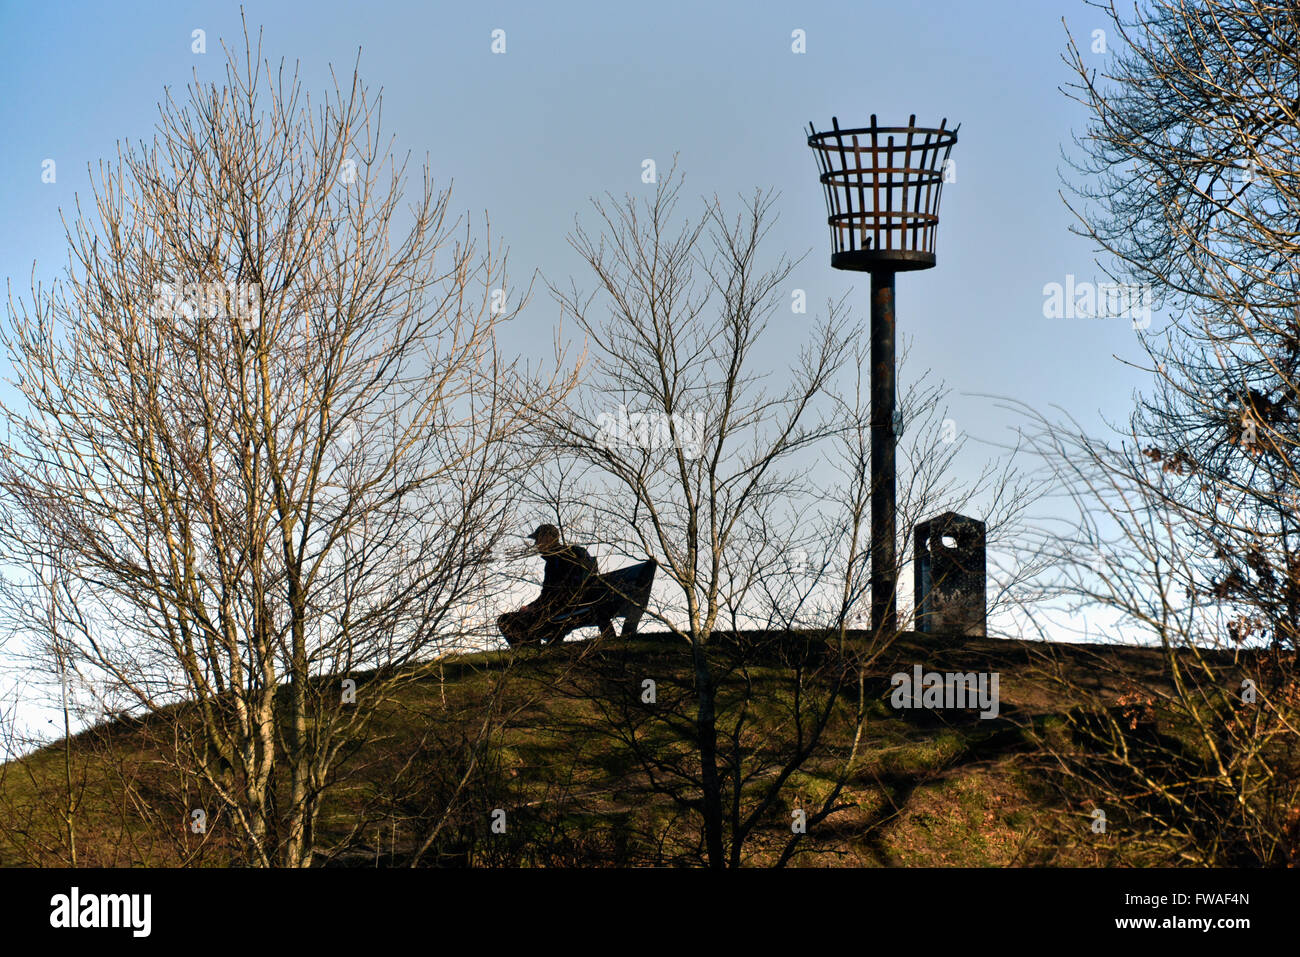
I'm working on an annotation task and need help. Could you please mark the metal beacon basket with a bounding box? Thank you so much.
[805,113,959,637]
[806,114,958,273]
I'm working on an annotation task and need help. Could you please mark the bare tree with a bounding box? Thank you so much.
[520,170,1033,866]
[1008,0,1300,864]
[1015,400,1300,864]
[0,23,571,866]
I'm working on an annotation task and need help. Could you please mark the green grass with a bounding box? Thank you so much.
[0,630,1231,867]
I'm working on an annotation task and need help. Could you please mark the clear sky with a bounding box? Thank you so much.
[0,0,1161,737]
[1,0,1156,434]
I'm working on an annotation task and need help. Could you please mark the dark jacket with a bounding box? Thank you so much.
[536,544,598,611]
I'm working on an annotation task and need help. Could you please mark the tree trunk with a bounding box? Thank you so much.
[692,640,726,868]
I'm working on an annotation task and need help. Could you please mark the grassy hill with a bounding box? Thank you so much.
[0,630,1247,867]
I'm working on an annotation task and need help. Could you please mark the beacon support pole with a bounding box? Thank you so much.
[870,269,897,636]
[806,115,958,637]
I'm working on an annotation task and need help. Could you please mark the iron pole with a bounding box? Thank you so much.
[870,270,897,637]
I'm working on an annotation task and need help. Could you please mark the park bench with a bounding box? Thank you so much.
[551,559,657,639]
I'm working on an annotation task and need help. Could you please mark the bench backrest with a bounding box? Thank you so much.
[554,559,657,622]
[596,559,657,616]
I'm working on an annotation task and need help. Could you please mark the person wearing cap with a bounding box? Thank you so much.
[497,524,613,646]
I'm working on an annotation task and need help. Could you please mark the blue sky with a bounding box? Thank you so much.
[1,0,1154,441]
[0,0,1162,735]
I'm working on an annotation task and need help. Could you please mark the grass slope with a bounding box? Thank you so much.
[0,631,1235,867]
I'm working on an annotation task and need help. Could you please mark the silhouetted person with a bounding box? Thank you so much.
[497,524,614,646]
